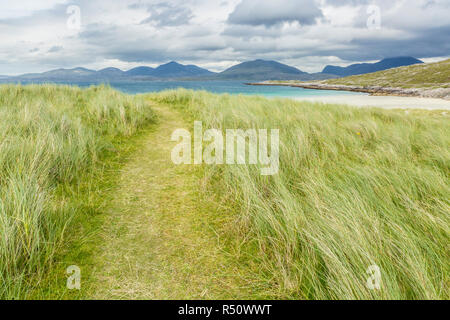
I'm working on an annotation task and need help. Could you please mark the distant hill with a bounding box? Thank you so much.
[124,66,155,77]
[97,67,125,78]
[1,59,339,82]
[215,59,328,81]
[18,67,97,80]
[153,61,215,78]
[323,57,424,77]
[325,59,450,89]
[7,62,215,81]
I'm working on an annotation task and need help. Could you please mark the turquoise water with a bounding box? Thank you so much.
[5,80,364,98]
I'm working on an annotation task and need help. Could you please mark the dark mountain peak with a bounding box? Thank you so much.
[153,61,214,78]
[218,59,308,80]
[233,60,305,72]
[166,61,182,66]
[379,56,423,64]
[323,57,424,77]
[156,61,185,71]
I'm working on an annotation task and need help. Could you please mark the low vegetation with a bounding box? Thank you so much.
[324,59,450,89]
[152,89,449,299]
[1,85,448,300]
[0,84,156,299]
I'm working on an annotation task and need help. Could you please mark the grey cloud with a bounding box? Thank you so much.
[130,2,193,27]
[0,3,67,26]
[228,0,323,26]
[48,46,63,53]
[0,0,449,75]
[78,21,226,64]
[222,24,286,39]
[79,24,168,62]
[343,26,450,61]
[325,0,372,5]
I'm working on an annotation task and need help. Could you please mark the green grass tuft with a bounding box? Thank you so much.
[0,84,156,299]
[151,89,449,299]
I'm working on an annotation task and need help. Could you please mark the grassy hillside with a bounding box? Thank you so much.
[324,59,450,89]
[0,85,156,299]
[152,89,449,299]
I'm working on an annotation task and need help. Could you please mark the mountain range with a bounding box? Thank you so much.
[322,57,423,77]
[215,60,336,81]
[1,57,423,82]
[123,62,215,78]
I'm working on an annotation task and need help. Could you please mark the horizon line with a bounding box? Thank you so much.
[2,55,449,77]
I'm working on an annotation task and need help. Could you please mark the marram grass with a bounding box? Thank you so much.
[152,89,449,300]
[0,84,156,299]
[1,85,448,300]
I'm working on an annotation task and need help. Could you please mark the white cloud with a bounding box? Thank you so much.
[0,0,448,75]
[0,0,68,19]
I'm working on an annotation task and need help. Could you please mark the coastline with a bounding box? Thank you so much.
[247,81,450,101]
[293,95,450,110]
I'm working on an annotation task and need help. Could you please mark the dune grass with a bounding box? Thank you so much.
[0,84,156,299]
[324,59,450,89]
[81,105,276,300]
[1,85,448,300]
[151,89,449,299]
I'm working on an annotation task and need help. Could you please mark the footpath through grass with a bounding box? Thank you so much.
[82,104,274,299]
[152,89,449,300]
[3,85,448,299]
[0,85,156,299]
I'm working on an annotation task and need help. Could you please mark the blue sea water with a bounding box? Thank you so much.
[5,80,364,98]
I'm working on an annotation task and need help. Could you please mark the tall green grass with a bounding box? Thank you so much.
[0,84,156,299]
[152,89,449,299]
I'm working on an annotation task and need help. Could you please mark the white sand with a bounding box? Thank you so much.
[295,95,450,110]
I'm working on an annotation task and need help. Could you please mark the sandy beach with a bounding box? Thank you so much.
[295,94,450,110]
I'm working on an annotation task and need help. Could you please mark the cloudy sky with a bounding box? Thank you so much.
[0,0,449,75]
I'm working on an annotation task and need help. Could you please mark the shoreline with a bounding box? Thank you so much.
[292,95,450,110]
[247,81,450,101]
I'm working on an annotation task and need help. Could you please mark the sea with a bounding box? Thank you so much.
[2,80,364,98]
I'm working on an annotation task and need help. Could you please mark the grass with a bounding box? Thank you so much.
[1,84,448,300]
[0,84,156,299]
[324,59,450,89]
[82,105,275,299]
[151,89,449,299]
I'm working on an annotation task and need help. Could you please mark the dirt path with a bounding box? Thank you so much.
[86,104,265,299]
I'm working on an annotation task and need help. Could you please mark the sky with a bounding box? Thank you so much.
[0,0,449,75]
